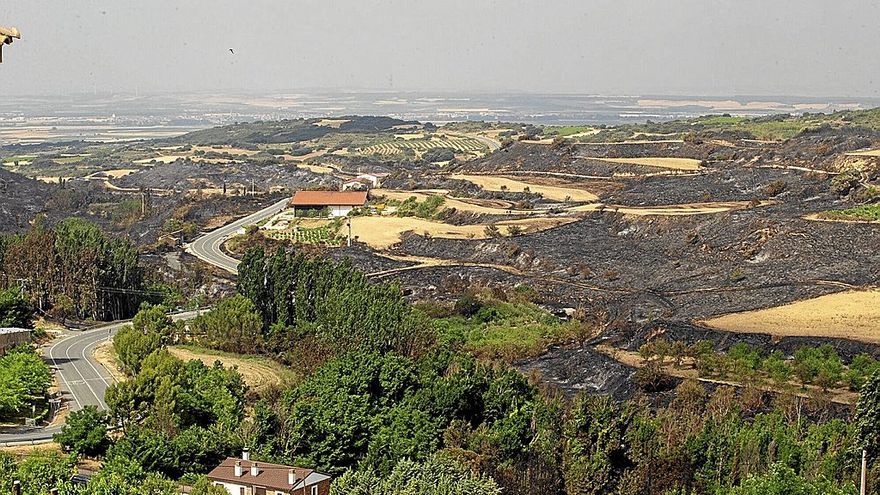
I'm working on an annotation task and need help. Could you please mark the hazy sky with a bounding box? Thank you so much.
[2,0,878,97]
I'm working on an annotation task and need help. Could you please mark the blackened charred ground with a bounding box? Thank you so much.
[360,138,880,398]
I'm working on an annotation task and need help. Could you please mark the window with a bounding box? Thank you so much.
[311,486,318,495]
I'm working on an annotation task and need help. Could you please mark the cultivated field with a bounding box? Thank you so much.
[571,200,763,216]
[450,174,599,202]
[845,149,880,157]
[591,157,703,171]
[350,215,576,249]
[374,188,527,215]
[361,136,486,156]
[135,155,240,165]
[296,163,335,174]
[702,290,880,343]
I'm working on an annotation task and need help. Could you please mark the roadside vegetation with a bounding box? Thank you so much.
[0,346,52,423]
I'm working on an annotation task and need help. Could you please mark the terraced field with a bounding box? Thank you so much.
[591,156,702,171]
[450,174,599,202]
[361,136,486,156]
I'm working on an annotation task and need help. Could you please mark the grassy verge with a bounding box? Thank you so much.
[168,344,298,392]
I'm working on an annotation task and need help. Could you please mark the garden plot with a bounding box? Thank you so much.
[702,290,880,343]
[450,174,599,202]
[262,216,341,245]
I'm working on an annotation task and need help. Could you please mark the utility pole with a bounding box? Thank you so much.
[861,449,868,495]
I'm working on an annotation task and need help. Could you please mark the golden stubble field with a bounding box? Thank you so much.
[450,174,599,202]
[590,157,703,171]
[702,290,880,343]
[350,215,577,249]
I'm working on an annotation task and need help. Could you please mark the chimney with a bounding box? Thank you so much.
[251,462,260,477]
[288,469,296,485]
[242,448,250,461]
[234,461,242,477]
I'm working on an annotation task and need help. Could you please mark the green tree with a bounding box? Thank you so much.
[190,475,229,495]
[54,405,110,457]
[189,295,264,354]
[113,324,163,375]
[1,218,145,321]
[0,346,52,419]
[0,287,32,328]
[0,450,76,495]
[83,456,179,495]
[132,304,173,336]
[855,371,880,457]
[331,455,501,495]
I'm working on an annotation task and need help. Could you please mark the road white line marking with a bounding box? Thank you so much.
[80,329,116,409]
[63,328,109,411]
[47,334,82,410]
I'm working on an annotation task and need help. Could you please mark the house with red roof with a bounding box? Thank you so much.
[289,190,367,217]
[207,450,331,495]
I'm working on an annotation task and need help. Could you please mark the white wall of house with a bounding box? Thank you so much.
[329,205,355,217]
[213,481,245,495]
[356,174,380,187]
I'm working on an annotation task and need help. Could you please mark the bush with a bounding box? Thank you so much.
[422,147,456,163]
[453,292,483,318]
[634,362,675,393]
[830,171,860,196]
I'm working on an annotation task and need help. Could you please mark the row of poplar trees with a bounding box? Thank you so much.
[237,247,427,357]
[0,217,145,321]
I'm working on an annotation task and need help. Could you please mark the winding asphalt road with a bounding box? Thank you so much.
[0,311,203,446]
[186,197,290,274]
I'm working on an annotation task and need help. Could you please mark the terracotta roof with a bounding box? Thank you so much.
[207,458,315,492]
[291,190,367,206]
